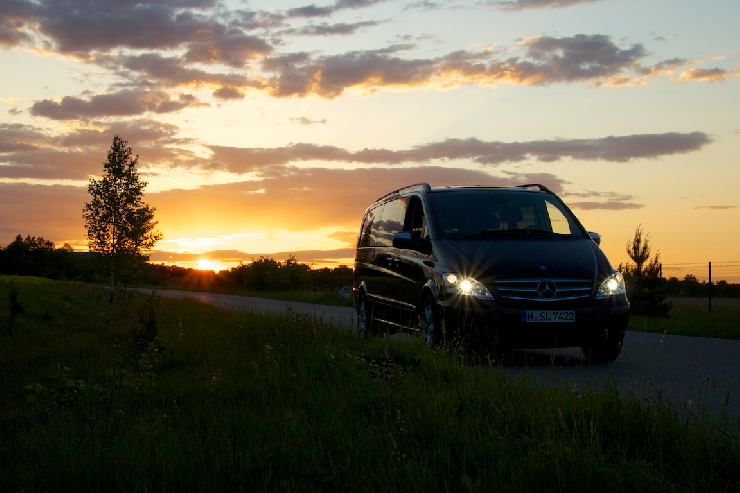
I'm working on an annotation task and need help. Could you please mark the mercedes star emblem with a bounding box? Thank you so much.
[537,280,557,299]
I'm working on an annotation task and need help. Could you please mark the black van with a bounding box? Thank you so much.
[353,183,630,362]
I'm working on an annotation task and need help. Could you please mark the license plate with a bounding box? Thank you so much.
[521,310,576,323]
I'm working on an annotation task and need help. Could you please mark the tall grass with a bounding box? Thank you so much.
[628,297,740,339]
[1,276,738,492]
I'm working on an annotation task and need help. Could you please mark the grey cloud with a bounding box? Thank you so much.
[334,0,386,8]
[263,49,438,98]
[295,20,380,36]
[0,0,35,47]
[693,205,737,210]
[489,0,600,11]
[403,1,444,11]
[117,54,258,91]
[258,35,656,98]
[182,32,272,68]
[286,0,384,19]
[29,89,209,120]
[0,18,32,46]
[213,86,246,100]
[205,132,712,173]
[230,10,287,30]
[290,117,327,125]
[505,34,646,84]
[287,5,335,18]
[0,120,193,179]
[38,3,219,53]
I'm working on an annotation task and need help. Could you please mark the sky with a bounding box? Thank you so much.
[1,0,738,272]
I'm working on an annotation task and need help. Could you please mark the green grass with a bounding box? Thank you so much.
[628,297,740,339]
[139,283,354,307]
[1,275,739,492]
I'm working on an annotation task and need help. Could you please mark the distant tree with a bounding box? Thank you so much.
[619,225,671,316]
[83,135,162,302]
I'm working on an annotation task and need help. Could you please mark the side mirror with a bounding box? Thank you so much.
[393,232,431,253]
[392,231,415,249]
[589,232,601,245]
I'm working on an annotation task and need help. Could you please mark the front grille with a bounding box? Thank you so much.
[494,278,592,302]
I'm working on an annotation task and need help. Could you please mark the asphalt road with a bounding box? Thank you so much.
[141,288,740,423]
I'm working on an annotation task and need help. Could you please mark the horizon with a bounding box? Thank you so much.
[1,0,738,270]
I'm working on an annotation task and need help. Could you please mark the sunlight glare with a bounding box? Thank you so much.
[197,258,222,272]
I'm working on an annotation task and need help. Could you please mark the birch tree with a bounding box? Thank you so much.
[83,135,162,302]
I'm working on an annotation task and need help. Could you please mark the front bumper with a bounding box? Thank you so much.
[438,294,630,349]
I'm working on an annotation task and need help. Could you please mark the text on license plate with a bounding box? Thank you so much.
[521,310,576,323]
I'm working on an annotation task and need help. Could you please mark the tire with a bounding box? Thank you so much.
[582,333,624,363]
[418,296,441,347]
[357,296,375,338]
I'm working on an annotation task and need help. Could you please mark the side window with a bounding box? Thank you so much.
[359,205,381,247]
[404,197,427,238]
[374,198,406,247]
[545,201,573,235]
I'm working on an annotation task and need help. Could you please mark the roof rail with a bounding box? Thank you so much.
[517,183,553,194]
[375,182,431,203]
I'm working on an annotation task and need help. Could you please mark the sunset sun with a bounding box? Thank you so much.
[197,259,221,273]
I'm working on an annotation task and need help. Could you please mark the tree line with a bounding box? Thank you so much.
[0,235,352,293]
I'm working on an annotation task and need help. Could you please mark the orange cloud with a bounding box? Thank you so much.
[673,67,734,83]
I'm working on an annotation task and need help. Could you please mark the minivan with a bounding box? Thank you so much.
[352,183,630,362]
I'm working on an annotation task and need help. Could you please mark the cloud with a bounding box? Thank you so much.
[182,33,272,68]
[489,0,601,11]
[293,20,380,36]
[257,35,668,98]
[149,166,569,237]
[0,120,194,179]
[76,32,689,100]
[287,5,335,18]
[1,122,712,181]
[290,116,327,125]
[0,18,32,47]
[568,201,644,210]
[0,0,35,47]
[33,0,226,54]
[0,183,88,243]
[113,53,259,94]
[212,86,246,100]
[673,67,734,83]
[286,0,385,19]
[204,132,712,173]
[29,89,209,120]
[0,166,568,248]
[693,205,737,210]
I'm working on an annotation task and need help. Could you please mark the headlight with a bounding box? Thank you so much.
[444,273,493,300]
[596,271,626,299]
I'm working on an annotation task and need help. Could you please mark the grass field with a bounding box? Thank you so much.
[628,297,740,339]
[139,282,355,308]
[1,276,739,492]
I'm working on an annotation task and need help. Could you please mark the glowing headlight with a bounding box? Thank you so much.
[444,273,493,300]
[596,271,626,299]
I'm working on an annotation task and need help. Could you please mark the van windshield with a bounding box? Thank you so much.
[429,190,585,239]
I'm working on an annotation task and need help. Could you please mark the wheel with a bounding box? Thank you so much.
[418,296,440,347]
[357,296,375,337]
[582,333,624,363]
